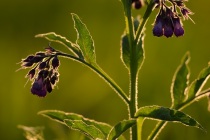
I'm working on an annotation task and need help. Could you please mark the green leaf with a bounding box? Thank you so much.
[171,52,190,108]
[135,35,144,71]
[38,110,111,139]
[121,34,144,71]
[186,64,210,101]
[107,119,136,140]
[18,125,44,140]
[72,13,96,64]
[35,32,83,59]
[121,34,130,69]
[135,105,205,131]
[65,120,105,140]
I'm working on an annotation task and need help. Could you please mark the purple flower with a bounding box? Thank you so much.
[173,18,184,37]
[153,15,164,37]
[31,77,47,97]
[163,18,173,38]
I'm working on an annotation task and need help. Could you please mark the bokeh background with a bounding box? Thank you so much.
[1,0,210,139]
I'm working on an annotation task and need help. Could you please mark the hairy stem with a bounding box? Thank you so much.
[121,0,156,139]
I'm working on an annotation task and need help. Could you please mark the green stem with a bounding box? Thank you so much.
[56,52,130,105]
[135,0,155,43]
[121,1,138,140]
[137,117,145,140]
[148,88,210,140]
[121,1,155,140]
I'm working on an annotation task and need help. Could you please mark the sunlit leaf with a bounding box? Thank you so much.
[171,52,190,108]
[18,125,44,140]
[121,33,144,71]
[135,105,205,131]
[107,119,136,140]
[186,64,210,101]
[135,35,144,71]
[72,13,96,64]
[35,32,83,59]
[38,110,111,138]
[65,120,105,140]
[121,34,130,69]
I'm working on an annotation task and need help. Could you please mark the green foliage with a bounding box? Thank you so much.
[135,105,205,131]
[72,13,96,64]
[121,35,130,69]
[171,52,190,108]
[121,34,144,71]
[185,64,210,101]
[35,32,83,59]
[18,125,44,140]
[107,119,136,140]
[38,110,112,140]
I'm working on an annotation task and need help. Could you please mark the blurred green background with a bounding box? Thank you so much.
[1,0,210,139]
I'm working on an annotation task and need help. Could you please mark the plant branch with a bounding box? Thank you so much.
[55,52,130,105]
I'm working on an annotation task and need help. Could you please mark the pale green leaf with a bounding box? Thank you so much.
[38,110,111,138]
[35,32,83,59]
[135,35,144,71]
[135,105,205,131]
[72,13,96,64]
[171,52,190,107]
[107,119,136,140]
[186,64,210,101]
[121,34,130,69]
[65,120,105,140]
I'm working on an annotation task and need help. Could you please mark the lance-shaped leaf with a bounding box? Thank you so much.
[72,13,96,64]
[65,120,105,140]
[35,32,83,59]
[121,34,130,69]
[107,119,136,140]
[186,64,210,101]
[121,33,144,71]
[171,52,190,108]
[135,35,144,71]
[38,110,111,138]
[135,105,205,131]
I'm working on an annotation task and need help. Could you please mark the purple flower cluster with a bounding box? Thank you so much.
[152,0,193,37]
[20,46,60,97]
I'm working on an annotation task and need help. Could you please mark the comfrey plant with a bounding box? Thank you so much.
[18,0,210,140]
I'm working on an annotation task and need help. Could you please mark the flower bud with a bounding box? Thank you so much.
[32,56,45,63]
[27,69,36,79]
[52,56,60,69]
[22,55,34,62]
[39,62,47,69]
[45,78,52,93]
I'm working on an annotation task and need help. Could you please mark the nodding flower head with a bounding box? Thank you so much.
[20,45,60,97]
[151,0,193,37]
